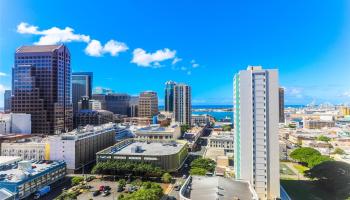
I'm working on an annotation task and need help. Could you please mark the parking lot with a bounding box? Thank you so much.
[77,179,120,200]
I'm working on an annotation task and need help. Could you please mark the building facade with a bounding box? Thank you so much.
[4,90,11,113]
[0,113,31,134]
[138,91,158,118]
[128,96,139,117]
[72,72,93,116]
[165,81,176,112]
[92,93,130,115]
[75,109,114,127]
[48,123,116,173]
[233,66,280,199]
[1,139,47,161]
[174,84,191,125]
[12,45,73,134]
[279,87,285,123]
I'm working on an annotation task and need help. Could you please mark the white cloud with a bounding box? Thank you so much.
[103,40,128,56]
[85,40,103,56]
[192,63,199,68]
[0,84,7,94]
[17,22,90,45]
[85,39,129,57]
[172,57,182,65]
[17,22,128,57]
[0,72,7,77]
[131,48,176,67]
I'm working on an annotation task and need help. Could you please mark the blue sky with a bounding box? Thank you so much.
[1,0,350,106]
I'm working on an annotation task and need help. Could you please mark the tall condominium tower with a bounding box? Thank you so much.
[12,45,73,134]
[174,84,191,125]
[279,87,285,123]
[165,81,176,112]
[233,66,280,200]
[138,91,158,118]
[72,72,93,114]
[4,90,12,113]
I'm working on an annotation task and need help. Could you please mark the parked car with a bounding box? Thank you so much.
[117,186,124,192]
[93,190,101,196]
[99,185,105,191]
[104,186,111,191]
[102,190,111,197]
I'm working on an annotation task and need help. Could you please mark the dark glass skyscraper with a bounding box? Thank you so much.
[72,72,93,114]
[164,81,176,112]
[12,45,73,134]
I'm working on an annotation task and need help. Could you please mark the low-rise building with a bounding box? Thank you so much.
[48,123,116,173]
[191,114,213,126]
[1,137,48,161]
[0,113,31,134]
[97,138,188,171]
[123,117,152,126]
[0,157,66,199]
[303,119,335,129]
[207,131,234,153]
[133,124,181,140]
[180,176,258,200]
[183,127,204,151]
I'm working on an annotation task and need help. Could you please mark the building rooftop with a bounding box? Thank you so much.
[102,139,185,156]
[0,160,65,183]
[16,45,63,53]
[136,124,178,133]
[0,156,22,167]
[183,176,258,200]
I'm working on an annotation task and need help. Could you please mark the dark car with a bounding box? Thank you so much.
[104,186,111,191]
[93,190,101,196]
[102,190,111,197]
[117,186,124,192]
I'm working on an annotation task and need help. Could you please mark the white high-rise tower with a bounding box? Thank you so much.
[233,66,280,200]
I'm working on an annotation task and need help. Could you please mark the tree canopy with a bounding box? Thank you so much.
[290,147,332,168]
[190,158,216,175]
[317,135,331,142]
[305,161,350,199]
[119,182,163,200]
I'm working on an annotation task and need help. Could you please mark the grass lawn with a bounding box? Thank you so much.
[281,179,339,200]
[293,163,309,174]
[280,163,296,176]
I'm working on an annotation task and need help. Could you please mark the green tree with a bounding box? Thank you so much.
[181,124,191,134]
[119,182,163,200]
[222,125,232,131]
[71,176,84,186]
[307,155,333,168]
[333,147,346,155]
[161,172,172,183]
[190,167,207,175]
[305,161,350,198]
[290,147,321,164]
[118,179,126,188]
[190,158,216,172]
[317,135,331,142]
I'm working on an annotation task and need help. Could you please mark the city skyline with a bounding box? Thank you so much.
[1,1,350,107]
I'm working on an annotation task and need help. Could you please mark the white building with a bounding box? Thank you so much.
[133,123,181,140]
[233,66,280,199]
[174,84,191,125]
[207,131,234,152]
[1,138,47,161]
[48,123,116,173]
[0,113,31,134]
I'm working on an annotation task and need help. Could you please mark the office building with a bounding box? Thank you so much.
[191,114,213,126]
[97,138,188,171]
[0,157,66,199]
[174,84,191,125]
[207,131,234,151]
[78,97,102,110]
[0,113,31,134]
[165,81,176,112]
[138,91,158,118]
[303,119,335,129]
[12,45,73,134]
[133,124,181,140]
[4,90,11,113]
[93,87,114,95]
[48,123,115,173]
[233,66,280,199]
[92,93,130,115]
[279,87,285,123]
[75,109,114,127]
[72,72,93,115]
[128,96,139,117]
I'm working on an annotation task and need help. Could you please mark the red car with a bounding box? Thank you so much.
[99,185,105,191]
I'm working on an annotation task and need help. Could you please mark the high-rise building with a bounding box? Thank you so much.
[4,90,11,113]
[12,45,73,134]
[138,91,158,118]
[174,84,191,125]
[165,81,176,112]
[233,66,280,200]
[92,93,130,115]
[72,72,93,114]
[279,87,285,123]
[128,96,139,117]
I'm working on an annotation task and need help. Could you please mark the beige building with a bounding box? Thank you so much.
[207,131,234,151]
[303,119,335,129]
[48,123,116,173]
[133,124,181,140]
[138,91,158,118]
[1,138,48,161]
